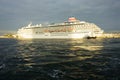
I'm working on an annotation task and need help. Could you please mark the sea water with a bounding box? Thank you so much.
[0,38,120,80]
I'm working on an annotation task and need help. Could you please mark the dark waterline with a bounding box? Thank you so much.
[0,38,120,80]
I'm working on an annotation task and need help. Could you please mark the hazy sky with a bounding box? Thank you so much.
[0,0,120,33]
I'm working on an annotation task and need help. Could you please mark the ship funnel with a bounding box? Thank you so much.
[68,17,77,22]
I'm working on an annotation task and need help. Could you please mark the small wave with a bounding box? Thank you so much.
[73,46,103,51]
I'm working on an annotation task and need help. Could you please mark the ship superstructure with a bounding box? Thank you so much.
[17,17,103,39]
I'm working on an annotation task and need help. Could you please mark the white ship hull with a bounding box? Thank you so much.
[18,32,92,39]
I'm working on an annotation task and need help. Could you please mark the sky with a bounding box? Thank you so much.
[0,0,120,34]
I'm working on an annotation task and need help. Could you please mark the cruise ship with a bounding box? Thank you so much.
[17,17,104,39]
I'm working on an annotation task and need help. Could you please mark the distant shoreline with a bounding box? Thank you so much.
[101,33,120,38]
[0,36,9,38]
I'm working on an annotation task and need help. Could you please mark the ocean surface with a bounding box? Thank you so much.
[0,38,120,80]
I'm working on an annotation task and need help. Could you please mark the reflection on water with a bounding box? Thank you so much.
[0,38,120,80]
[16,39,104,65]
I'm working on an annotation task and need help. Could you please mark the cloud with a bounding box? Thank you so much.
[0,0,120,32]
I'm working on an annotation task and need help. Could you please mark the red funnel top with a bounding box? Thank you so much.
[68,17,77,22]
